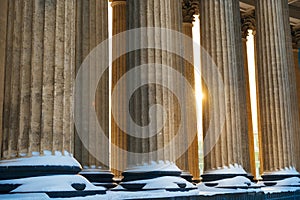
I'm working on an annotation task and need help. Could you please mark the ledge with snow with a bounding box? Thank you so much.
[1,157,300,199]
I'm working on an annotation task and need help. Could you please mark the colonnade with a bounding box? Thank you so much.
[0,0,300,193]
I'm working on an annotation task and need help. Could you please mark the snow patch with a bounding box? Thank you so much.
[196,176,264,196]
[197,183,245,196]
[262,186,300,194]
[54,151,62,156]
[0,175,105,192]
[259,177,300,194]
[0,193,50,200]
[275,177,300,186]
[263,167,299,175]
[32,152,40,156]
[115,176,195,190]
[204,164,247,174]
[107,189,199,200]
[205,176,255,187]
[0,154,81,168]
[53,195,108,200]
[125,161,181,172]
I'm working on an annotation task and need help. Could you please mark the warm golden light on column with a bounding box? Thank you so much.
[192,15,203,174]
[246,30,260,179]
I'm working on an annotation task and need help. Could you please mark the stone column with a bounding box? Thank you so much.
[111,0,127,179]
[0,0,8,158]
[241,11,256,177]
[121,0,195,190]
[74,0,114,188]
[176,0,200,182]
[292,25,300,171]
[251,24,264,176]
[200,0,249,182]
[283,1,300,180]
[0,0,104,194]
[256,0,299,180]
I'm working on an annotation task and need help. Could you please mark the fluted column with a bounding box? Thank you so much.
[256,0,299,180]
[200,0,248,181]
[1,0,75,160]
[125,0,181,167]
[74,0,113,187]
[122,0,195,189]
[283,1,300,180]
[241,11,256,177]
[0,0,8,158]
[176,0,200,182]
[0,0,102,187]
[292,25,300,171]
[111,0,127,179]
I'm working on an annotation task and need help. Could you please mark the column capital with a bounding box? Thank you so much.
[182,0,199,23]
[292,25,300,49]
[111,0,126,7]
[241,11,256,39]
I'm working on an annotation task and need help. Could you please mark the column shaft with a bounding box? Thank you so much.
[293,48,300,171]
[177,0,200,181]
[123,1,195,187]
[2,0,76,159]
[241,12,256,176]
[256,0,298,176]
[292,25,300,171]
[74,0,109,171]
[0,1,107,194]
[183,22,200,180]
[283,2,300,176]
[126,0,182,165]
[201,0,248,179]
[0,0,8,158]
[252,32,264,176]
[74,1,114,189]
[111,0,127,178]
[0,0,84,183]
[241,36,256,176]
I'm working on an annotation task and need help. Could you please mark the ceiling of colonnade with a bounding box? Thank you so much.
[240,0,300,25]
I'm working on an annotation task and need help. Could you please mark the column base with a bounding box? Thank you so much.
[0,155,106,197]
[115,162,197,191]
[262,174,300,182]
[180,171,193,182]
[0,155,81,180]
[199,175,260,190]
[201,165,253,182]
[262,168,300,182]
[192,177,201,184]
[0,175,106,196]
[122,170,182,182]
[201,173,252,182]
[115,176,197,192]
[80,169,117,189]
[0,165,81,180]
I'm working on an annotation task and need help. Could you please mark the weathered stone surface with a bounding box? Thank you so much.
[1,0,76,160]
[200,0,248,177]
[111,0,127,178]
[292,26,300,172]
[74,0,109,171]
[125,0,184,174]
[241,12,256,177]
[0,0,8,158]
[256,0,299,175]
[175,17,200,180]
